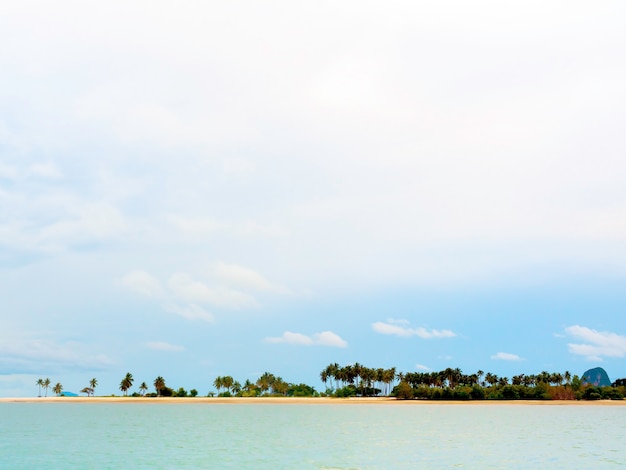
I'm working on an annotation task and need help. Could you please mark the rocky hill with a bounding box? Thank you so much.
[581,367,611,387]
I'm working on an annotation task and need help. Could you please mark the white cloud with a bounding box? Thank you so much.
[146,341,184,352]
[372,321,456,339]
[416,364,431,371]
[313,331,348,348]
[121,270,163,298]
[213,262,290,294]
[163,304,214,323]
[168,272,258,309]
[120,265,290,323]
[0,335,113,372]
[491,352,523,361]
[265,330,347,348]
[565,325,626,360]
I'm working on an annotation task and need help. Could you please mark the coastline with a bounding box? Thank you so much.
[2,396,625,405]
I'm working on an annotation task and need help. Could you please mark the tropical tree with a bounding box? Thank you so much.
[222,376,235,394]
[139,382,148,396]
[213,376,224,395]
[484,373,498,387]
[36,378,44,397]
[80,387,94,397]
[320,369,329,390]
[272,377,289,396]
[154,376,166,396]
[43,378,51,397]
[476,370,484,386]
[564,371,572,387]
[256,372,275,395]
[89,378,98,395]
[52,382,63,396]
[119,372,134,396]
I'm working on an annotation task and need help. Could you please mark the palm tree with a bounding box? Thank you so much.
[476,370,484,387]
[222,376,235,394]
[36,378,44,397]
[213,376,223,395]
[154,376,166,396]
[484,373,497,387]
[320,369,329,390]
[256,372,274,395]
[52,382,63,396]
[327,363,339,390]
[120,372,134,396]
[43,378,51,397]
[564,371,572,388]
[272,377,288,396]
[139,382,148,396]
[89,378,98,395]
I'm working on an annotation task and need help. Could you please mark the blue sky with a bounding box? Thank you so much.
[2,1,626,397]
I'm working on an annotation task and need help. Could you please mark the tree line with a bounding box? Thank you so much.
[36,364,626,400]
[319,363,626,400]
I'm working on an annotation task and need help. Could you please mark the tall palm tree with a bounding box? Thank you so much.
[222,376,235,394]
[213,376,223,395]
[476,370,484,387]
[154,376,166,396]
[272,377,288,396]
[120,372,134,396]
[43,378,51,397]
[139,382,148,396]
[36,378,44,397]
[484,373,497,387]
[89,378,98,395]
[52,383,63,396]
[256,373,273,395]
[328,363,339,390]
[564,371,572,387]
[320,370,329,390]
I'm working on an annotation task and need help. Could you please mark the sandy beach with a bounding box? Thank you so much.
[2,396,625,405]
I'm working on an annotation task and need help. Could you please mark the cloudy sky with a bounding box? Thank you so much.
[2,1,626,396]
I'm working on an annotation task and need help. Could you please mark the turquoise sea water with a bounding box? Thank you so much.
[1,403,624,469]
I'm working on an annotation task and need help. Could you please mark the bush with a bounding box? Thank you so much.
[159,387,174,397]
[453,386,471,400]
[334,386,357,398]
[287,383,318,397]
[394,381,414,400]
[501,385,519,400]
[470,385,485,400]
[413,386,432,399]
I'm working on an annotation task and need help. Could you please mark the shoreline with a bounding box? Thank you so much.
[2,396,625,405]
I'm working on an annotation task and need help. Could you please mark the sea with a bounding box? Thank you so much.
[0,402,624,468]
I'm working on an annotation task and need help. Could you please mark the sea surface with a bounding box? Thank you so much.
[1,402,624,468]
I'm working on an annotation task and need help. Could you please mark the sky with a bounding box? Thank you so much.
[1,1,626,397]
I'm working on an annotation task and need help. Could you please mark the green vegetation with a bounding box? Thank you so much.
[320,363,625,401]
[119,372,134,396]
[37,365,626,401]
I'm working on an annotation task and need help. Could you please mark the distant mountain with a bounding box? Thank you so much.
[581,367,611,387]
